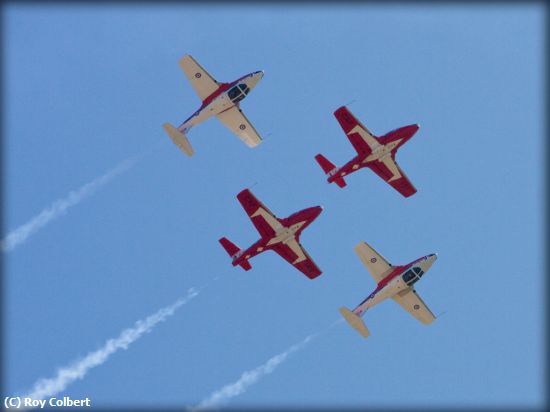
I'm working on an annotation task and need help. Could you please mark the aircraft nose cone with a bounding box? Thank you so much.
[409,124,420,135]
[308,206,323,219]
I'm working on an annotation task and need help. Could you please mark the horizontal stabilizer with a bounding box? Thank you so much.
[339,307,370,338]
[334,177,347,188]
[315,154,337,175]
[315,154,346,188]
[219,237,240,257]
[239,260,252,271]
[219,237,252,271]
[163,123,194,157]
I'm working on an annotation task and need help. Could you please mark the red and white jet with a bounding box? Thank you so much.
[219,189,323,279]
[315,106,420,197]
[340,241,438,339]
[163,54,264,156]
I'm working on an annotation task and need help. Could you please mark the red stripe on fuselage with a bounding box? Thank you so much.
[183,72,257,124]
[201,72,254,107]
[378,265,406,288]
[359,255,426,305]
[201,82,231,107]
[181,82,232,124]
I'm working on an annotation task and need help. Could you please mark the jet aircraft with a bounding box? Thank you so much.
[219,189,323,279]
[340,241,437,338]
[163,54,264,156]
[315,106,420,197]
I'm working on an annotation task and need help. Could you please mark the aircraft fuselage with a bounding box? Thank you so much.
[353,253,437,316]
[327,124,419,184]
[183,71,264,126]
[232,206,322,266]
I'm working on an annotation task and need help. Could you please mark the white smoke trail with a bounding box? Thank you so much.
[2,155,141,252]
[22,287,199,402]
[192,334,315,411]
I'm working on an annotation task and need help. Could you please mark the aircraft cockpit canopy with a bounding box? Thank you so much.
[403,266,424,286]
[228,83,250,103]
[239,83,250,95]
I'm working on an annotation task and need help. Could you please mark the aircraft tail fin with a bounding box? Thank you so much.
[339,307,370,338]
[314,154,346,188]
[219,237,252,271]
[163,123,194,157]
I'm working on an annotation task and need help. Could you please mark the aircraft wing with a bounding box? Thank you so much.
[179,55,219,101]
[334,106,381,155]
[271,239,322,279]
[392,288,436,325]
[237,189,282,239]
[354,241,393,283]
[368,155,417,198]
[216,107,262,148]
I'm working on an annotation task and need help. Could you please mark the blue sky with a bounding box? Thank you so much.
[3,3,544,409]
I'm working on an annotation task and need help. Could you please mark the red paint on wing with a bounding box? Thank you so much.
[236,189,278,238]
[226,190,323,279]
[367,158,417,198]
[271,243,322,279]
[334,106,375,156]
[334,106,360,134]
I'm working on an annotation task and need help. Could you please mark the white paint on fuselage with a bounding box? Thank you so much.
[341,126,403,180]
[267,221,307,246]
[250,206,307,246]
[328,167,340,177]
[363,139,402,163]
[232,249,245,260]
[354,254,437,316]
[184,71,264,128]
[355,276,408,315]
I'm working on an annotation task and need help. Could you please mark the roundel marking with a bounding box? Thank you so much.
[239,124,246,130]
[195,72,202,78]
[414,304,420,310]
[370,257,377,263]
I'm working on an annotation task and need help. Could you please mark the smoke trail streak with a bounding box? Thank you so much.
[21,287,199,401]
[192,319,343,411]
[192,334,315,411]
[2,155,141,252]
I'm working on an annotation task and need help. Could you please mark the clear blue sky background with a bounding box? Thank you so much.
[4,3,544,409]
